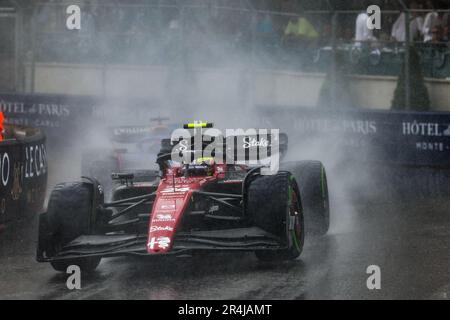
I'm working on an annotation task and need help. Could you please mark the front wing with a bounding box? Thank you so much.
[37,216,285,262]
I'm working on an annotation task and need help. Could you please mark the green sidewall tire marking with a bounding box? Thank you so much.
[320,165,326,199]
[292,229,301,251]
[288,177,301,252]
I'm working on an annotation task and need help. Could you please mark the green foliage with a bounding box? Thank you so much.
[317,52,354,109]
[391,46,430,111]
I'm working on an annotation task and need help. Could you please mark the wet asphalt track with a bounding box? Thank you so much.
[1,195,450,300]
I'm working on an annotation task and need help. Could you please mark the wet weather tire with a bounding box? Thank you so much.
[46,182,101,273]
[281,161,330,236]
[246,172,304,261]
[81,149,117,200]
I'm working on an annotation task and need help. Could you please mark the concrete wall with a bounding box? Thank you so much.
[26,63,450,111]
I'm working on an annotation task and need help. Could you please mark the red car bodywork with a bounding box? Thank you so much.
[147,164,227,253]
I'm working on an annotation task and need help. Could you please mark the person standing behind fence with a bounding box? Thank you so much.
[282,13,319,67]
[284,15,319,41]
[391,1,424,42]
[355,4,377,45]
[422,0,446,42]
[78,1,97,58]
[443,22,450,42]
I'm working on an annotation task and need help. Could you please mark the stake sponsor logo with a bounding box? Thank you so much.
[170,125,280,175]
[150,226,174,233]
[243,137,269,148]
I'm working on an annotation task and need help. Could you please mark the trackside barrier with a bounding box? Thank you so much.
[0,125,47,224]
[259,106,450,167]
[259,106,450,199]
[0,93,97,148]
[0,93,162,149]
[2,93,450,167]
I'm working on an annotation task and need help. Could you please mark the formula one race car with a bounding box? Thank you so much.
[81,117,175,198]
[37,123,329,272]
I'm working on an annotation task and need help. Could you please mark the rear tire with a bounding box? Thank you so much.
[46,182,101,273]
[246,172,304,261]
[282,161,330,236]
[81,150,117,200]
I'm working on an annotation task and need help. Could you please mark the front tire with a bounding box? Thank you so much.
[46,182,101,273]
[246,172,304,261]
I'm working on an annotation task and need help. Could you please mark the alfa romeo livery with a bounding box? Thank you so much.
[37,123,329,272]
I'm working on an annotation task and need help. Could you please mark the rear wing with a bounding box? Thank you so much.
[108,125,173,143]
[159,131,288,164]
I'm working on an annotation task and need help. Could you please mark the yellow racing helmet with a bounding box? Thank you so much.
[194,157,215,166]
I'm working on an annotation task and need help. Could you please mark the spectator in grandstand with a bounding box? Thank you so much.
[78,1,97,57]
[256,13,275,36]
[282,14,319,67]
[319,22,333,46]
[283,14,319,42]
[443,23,450,42]
[422,0,446,42]
[163,11,182,64]
[31,0,58,60]
[354,4,377,44]
[342,27,355,42]
[430,26,444,43]
[280,0,295,13]
[391,1,424,42]
[255,13,277,47]
[34,0,57,32]
[444,0,450,26]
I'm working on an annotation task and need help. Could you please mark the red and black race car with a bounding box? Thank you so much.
[81,117,176,199]
[37,123,329,272]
